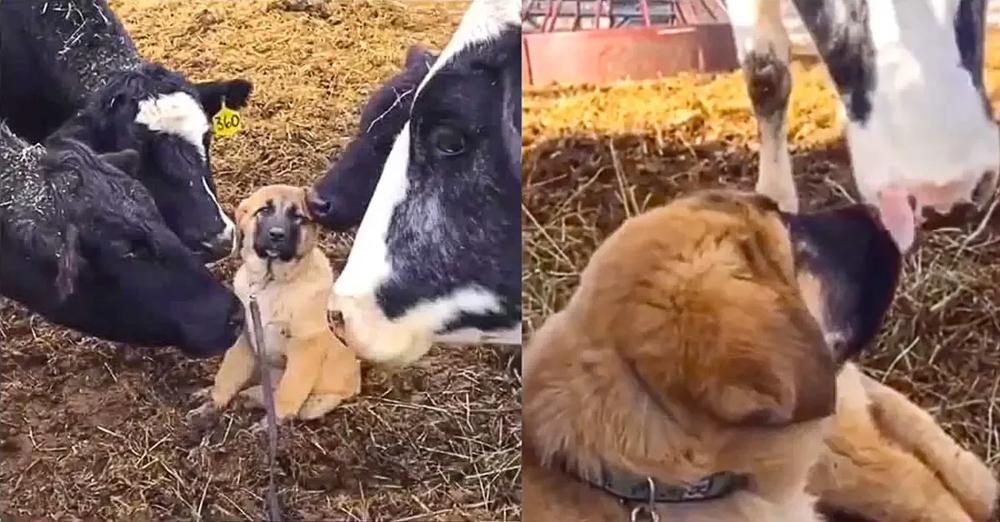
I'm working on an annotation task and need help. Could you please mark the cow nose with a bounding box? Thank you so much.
[307,190,333,217]
[268,227,286,241]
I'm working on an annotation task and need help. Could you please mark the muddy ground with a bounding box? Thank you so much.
[0,1,519,521]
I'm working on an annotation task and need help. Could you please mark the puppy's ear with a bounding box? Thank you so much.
[691,293,835,426]
[297,186,313,220]
[233,196,257,253]
[234,196,253,228]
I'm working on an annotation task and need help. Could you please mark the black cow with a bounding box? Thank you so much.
[325,0,522,367]
[308,45,439,230]
[0,121,243,355]
[0,0,252,263]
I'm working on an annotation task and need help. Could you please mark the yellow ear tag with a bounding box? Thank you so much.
[212,100,242,138]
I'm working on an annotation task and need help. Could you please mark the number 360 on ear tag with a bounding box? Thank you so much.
[212,101,242,138]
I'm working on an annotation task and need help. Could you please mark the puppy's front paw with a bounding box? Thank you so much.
[250,416,284,435]
[191,385,213,402]
[186,401,220,430]
[952,449,998,522]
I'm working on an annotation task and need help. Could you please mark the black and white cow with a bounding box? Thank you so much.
[308,45,439,230]
[329,0,522,367]
[0,121,244,356]
[732,0,999,251]
[0,0,252,263]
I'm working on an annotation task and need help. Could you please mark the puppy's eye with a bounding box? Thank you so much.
[256,202,274,216]
[429,125,466,157]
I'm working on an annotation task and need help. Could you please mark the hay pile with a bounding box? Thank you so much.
[0,1,519,521]
[523,32,1000,511]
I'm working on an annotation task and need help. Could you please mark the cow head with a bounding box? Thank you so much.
[50,63,253,263]
[788,0,999,251]
[331,0,522,367]
[307,45,439,230]
[1,135,243,356]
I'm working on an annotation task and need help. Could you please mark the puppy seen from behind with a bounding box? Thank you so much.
[521,190,903,522]
[190,184,360,429]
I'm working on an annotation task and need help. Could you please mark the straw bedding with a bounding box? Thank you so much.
[524,33,1000,522]
[0,1,519,520]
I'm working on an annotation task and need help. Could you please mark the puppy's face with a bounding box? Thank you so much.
[568,190,900,428]
[235,185,317,263]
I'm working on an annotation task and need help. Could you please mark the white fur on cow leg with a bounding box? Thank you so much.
[730,0,797,213]
[754,117,797,213]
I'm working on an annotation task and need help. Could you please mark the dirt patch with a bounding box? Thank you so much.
[523,31,1000,522]
[0,1,519,521]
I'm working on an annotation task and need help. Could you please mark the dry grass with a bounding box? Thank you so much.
[0,1,520,520]
[523,31,1000,521]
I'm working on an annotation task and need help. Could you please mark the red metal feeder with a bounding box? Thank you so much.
[521,0,739,87]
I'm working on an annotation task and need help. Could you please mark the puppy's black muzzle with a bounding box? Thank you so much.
[253,212,300,262]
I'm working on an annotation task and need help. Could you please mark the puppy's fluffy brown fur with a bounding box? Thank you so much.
[795,250,997,522]
[809,364,997,522]
[523,191,837,521]
[206,184,360,423]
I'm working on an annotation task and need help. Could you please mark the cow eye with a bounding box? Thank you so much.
[429,125,466,157]
[122,239,154,259]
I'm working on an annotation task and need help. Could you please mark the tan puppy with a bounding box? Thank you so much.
[196,185,360,426]
[522,189,997,522]
[525,190,850,521]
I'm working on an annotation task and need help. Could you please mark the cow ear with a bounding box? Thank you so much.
[100,149,141,178]
[193,79,254,116]
[404,45,435,69]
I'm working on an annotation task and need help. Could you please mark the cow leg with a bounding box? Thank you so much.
[730,0,797,212]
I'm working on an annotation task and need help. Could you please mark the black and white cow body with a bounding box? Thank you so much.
[0,0,252,263]
[0,122,244,356]
[732,0,999,251]
[308,45,439,231]
[331,0,522,366]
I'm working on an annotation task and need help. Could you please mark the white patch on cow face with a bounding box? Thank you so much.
[202,177,237,260]
[135,92,209,159]
[334,284,511,366]
[846,0,999,218]
[434,324,523,346]
[136,92,236,260]
[334,123,411,298]
[332,0,521,365]
[414,0,520,99]
[336,0,518,297]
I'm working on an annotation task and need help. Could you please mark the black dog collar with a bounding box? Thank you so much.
[585,467,750,504]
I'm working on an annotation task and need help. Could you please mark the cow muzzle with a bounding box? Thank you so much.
[331,293,435,367]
